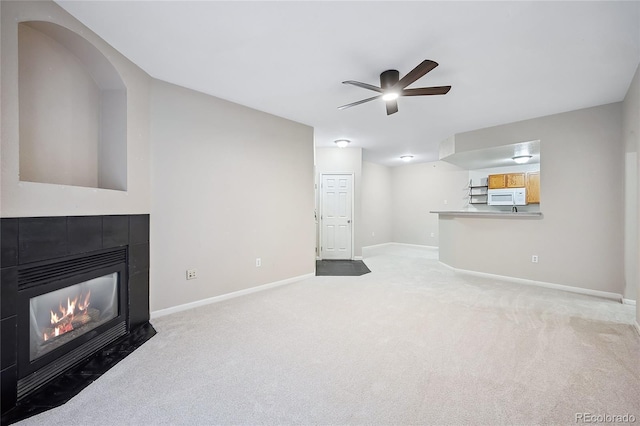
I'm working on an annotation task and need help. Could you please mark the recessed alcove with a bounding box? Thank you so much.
[18,21,127,191]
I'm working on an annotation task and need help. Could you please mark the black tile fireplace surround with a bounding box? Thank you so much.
[1,215,155,424]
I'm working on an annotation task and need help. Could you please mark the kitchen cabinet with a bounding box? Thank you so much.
[506,173,525,188]
[526,172,540,204]
[487,171,539,203]
[488,174,506,189]
[488,173,526,189]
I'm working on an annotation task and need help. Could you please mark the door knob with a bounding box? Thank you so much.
[347,220,351,223]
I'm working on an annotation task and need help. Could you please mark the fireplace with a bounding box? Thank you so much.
[17,248,128,399]
[28,271,119,361]
[1,215,154,424]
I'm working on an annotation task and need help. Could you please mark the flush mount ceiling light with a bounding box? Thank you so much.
[400,155,414,162]
[512,155,532,164]
[335,139,350,148]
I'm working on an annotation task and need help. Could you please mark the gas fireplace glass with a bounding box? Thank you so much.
[29,273,119,361]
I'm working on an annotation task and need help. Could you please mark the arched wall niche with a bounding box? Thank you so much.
[18,21,127,191]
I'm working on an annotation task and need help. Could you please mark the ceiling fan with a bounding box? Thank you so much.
[338,60,451,115]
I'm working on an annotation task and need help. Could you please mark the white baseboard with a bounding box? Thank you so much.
[362,242,393,250]
[439,261,623,302]
[150,272,315,319]
[623,298,637,306]
[389,242,438,250]
[362,242,439,251]
[317,256,363,260]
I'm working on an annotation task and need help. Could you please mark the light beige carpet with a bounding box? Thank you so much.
[18,245,639,425]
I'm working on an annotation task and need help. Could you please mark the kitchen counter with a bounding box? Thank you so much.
[431,210,543,218]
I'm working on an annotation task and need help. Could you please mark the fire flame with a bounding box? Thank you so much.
[43,290,91,342]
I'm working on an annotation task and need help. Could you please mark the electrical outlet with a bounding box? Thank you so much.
[444,199,448,205]
[372,231,375,237]
[186,269,197,280]
[256,258,261,267]
[531,255,539,263]
[430,232,435,237]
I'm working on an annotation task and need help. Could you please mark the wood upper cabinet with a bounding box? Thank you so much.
[488,173,525,189]
[488,171,540,203]
[505,173,525,188]
[526,172,540,204]
[488,174,507,189]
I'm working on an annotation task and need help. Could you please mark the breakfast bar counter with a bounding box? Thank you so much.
[430,210,543,218]
[431,209,545,276]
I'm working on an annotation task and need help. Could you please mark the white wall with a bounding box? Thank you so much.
[150,80,315,311]
[361,161,392,247]
[442,103,624,295]
[1,1,150,217]
[390,161,468,247]
[315,147,363,257]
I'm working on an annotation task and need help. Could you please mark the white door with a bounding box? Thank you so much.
[320,174,353,260]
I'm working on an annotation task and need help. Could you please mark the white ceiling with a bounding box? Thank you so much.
[55,1,640,167]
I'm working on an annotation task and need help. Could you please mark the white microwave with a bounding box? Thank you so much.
[487,188,527,206]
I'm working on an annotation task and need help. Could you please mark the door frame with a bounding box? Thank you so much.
[318,172,355,260]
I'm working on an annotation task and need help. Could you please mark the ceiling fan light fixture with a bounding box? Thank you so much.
[335,139,350,148]
[382,92,399,101]
[512,155,532,164]
[338,60,451,116]
[400,155,414,162]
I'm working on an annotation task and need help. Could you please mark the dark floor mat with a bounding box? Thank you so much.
[316,259,371,276]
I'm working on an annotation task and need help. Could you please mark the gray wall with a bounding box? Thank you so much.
[1,0,150,216]
[391,161,468,246]
[444,103,624,294]
[622,63,639,322]
[2,0,315,315]
[149,80,315,311]
[623,65,639,303]
[18,23,100,188]
[361,161,393,247]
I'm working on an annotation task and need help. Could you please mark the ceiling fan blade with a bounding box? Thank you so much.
[342,80,383,93]
[401,86,451,96]
[386,100,398,115]
[338,95,381,110]
[395,60,439,90]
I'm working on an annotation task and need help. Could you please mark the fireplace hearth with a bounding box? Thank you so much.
[1,215,154,424]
